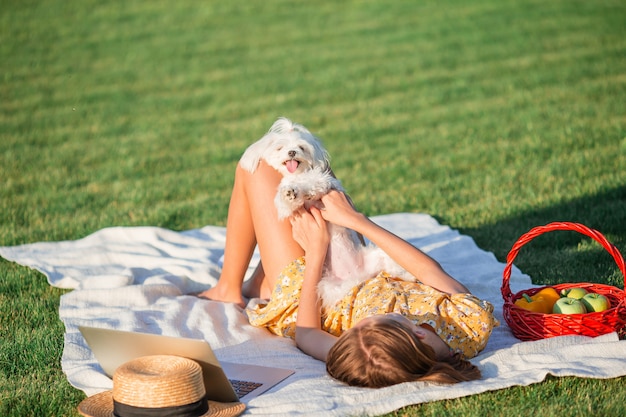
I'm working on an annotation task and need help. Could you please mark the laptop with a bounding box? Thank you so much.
[78,326,294,403]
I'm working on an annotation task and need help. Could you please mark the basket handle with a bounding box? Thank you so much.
[501,222,626,301]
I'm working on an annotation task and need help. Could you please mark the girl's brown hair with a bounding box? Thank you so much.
[325,318,481,388]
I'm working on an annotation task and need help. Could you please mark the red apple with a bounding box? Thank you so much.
[553,297,587,314]
[581,293,611,312]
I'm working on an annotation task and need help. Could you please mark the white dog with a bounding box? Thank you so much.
[240,118,413,308]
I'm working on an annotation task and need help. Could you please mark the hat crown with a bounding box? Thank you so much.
[113,355,206,408]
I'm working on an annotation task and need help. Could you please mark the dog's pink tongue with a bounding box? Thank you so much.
[286,160,299,173]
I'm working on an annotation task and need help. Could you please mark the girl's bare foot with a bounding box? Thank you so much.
[239,262,273,300]
[196,283,246,308]
[242,275,273,300]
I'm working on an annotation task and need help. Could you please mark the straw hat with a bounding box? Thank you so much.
[77,355,245,417]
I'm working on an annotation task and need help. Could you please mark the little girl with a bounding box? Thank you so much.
[199,124,498,388]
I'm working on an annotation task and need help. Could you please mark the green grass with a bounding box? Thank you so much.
[1,0,625,415]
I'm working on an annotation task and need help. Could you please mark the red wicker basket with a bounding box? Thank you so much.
[501,222,626,341]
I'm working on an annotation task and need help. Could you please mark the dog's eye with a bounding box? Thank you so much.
[299,146,305,151]
[277,146,283,151]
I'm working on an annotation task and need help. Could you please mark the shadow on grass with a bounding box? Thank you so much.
[458,185,626,287]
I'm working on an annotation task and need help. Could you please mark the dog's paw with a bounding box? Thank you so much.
[303,188,321,201]
[275,184,305,219]
[279,179,308,205]
[284,187,299,202]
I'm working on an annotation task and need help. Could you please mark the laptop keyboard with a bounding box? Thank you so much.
[229,379,263,398]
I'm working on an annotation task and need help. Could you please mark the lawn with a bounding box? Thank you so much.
[1,0,625,415]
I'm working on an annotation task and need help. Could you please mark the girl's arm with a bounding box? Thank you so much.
[290,207,338,361]
[320,191,469,295]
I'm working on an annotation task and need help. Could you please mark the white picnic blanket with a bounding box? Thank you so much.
[2,213,626,416]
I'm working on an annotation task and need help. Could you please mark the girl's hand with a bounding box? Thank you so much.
[290,207,330,261]
[319,190,365,230]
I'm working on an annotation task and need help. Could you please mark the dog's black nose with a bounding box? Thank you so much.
[288,150,296,158]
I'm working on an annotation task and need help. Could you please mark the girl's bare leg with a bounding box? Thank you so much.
[197,161,304,306]
[197,163,257,306]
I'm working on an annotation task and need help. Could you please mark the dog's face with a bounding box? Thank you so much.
[239,117,330,176]
[262,134,327,176]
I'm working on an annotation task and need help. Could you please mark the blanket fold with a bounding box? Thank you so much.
[2,213,625,416]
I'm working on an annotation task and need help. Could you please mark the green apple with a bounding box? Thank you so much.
[581,293,611,312]
[553,297,587,314]
[560,287,588,299]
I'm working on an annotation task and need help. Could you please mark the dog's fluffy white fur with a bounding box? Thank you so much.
[240,117,414,309]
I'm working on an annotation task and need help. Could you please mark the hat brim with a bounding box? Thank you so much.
[77,391,245,417]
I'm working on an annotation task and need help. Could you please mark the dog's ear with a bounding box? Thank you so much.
[239,136,274,172]
[311,138,331,171]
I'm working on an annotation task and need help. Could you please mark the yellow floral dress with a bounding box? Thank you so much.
[246,257,499,358]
